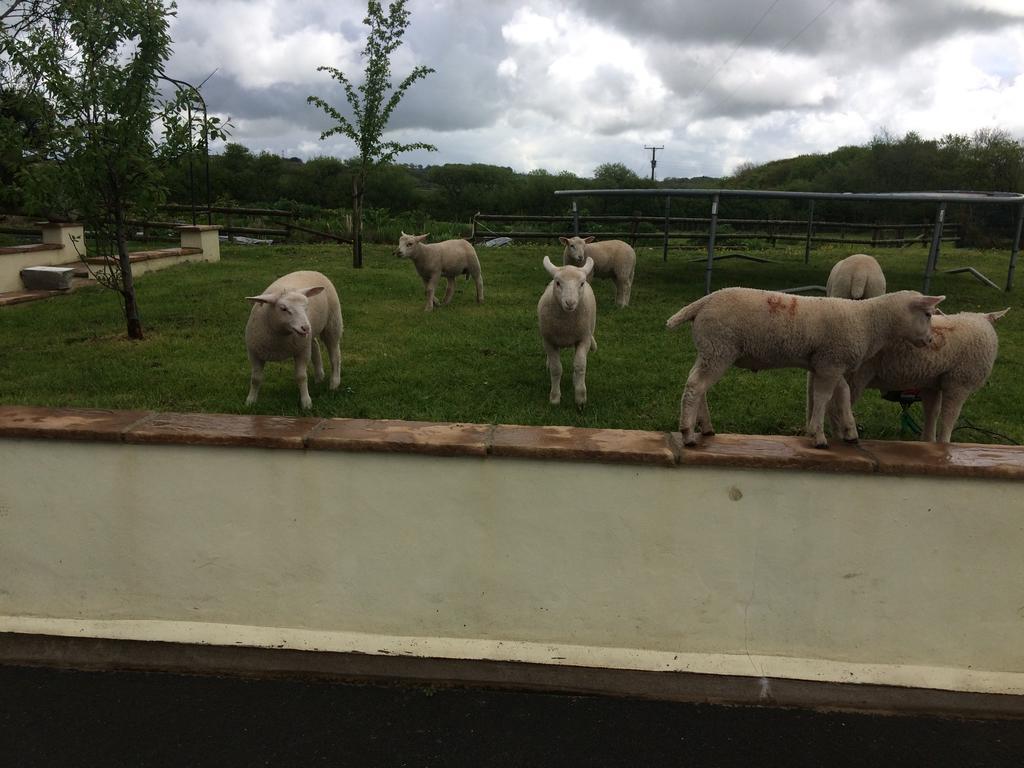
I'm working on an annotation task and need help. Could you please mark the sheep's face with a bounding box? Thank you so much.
[395,232,429,258]
[559,235,594,267]
[246,286,325,338]
[901,292,945,347]
[543,255,593,312]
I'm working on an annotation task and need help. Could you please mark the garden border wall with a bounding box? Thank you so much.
[1,406,1022,717]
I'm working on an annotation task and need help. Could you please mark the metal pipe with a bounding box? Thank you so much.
[572,199,579,236]
[662,197,671,262]
[705,194,720,295]
[804,199,815,265]
[923,202,946,294]
[1007,202,1024,291]
[554,188,1024,205]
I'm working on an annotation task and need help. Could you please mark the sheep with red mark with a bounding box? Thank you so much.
[666,287,944,448]
[832,309,1009,443]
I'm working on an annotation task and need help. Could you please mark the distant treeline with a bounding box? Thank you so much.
[165,128,1023,244]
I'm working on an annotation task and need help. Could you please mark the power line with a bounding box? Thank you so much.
[706,0,842,116]
[691,0,782,102]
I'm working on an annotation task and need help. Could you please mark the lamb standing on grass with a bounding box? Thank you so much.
[666,287,944,448]
[831,309,1009,443]
[826,253,887,299]
[395,232,484,311]
[244,270,343,410]
[537,255,597,406]
[560,236,636,307]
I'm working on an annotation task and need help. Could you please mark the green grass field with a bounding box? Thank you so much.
[1,240,1021,443]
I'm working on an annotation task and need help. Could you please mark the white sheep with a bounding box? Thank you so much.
[560,236,636,307]
[537,255,597,406]
[395,232,484,311]
[826,253,887,300]
[831,309,1009,443]
[807,253,889,419]
[244,270,343,410]
[666,287,945,448]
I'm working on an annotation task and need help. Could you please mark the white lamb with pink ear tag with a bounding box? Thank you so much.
[244,270,343,410]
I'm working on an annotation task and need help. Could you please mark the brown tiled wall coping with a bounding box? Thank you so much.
[84,247,202,265]
[0,405,1022,480]
[0,243,61,256]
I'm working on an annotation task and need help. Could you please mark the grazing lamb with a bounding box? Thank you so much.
[826,253,887,300]
[394,232,484,311]
[537,255,597,406]
[830,309,1009,443]
[244,270,343,410]
[665,287,944,448]
[560,236,636,307]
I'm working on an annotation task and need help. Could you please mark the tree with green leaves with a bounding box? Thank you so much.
[307,0,436,267]
[2,0,226,339]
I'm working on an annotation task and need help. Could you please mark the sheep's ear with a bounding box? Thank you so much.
[582,256,595,277]
[582,236,595,244]
[542,256,559,277]
[302,286,325,298]
[246,292,277,305]
[559,237,569,246]
[415,233,430,242]
[987,308,1010,323]
[913,295,945,311]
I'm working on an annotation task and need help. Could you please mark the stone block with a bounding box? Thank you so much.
[20,266,75,291]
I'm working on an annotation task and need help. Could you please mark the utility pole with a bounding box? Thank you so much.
[644,145,664,182]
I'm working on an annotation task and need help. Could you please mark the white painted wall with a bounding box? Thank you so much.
[1,438,1022,695]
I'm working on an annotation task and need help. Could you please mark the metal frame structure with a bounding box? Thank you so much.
[158,75,213,226]
[555,188,1024,295]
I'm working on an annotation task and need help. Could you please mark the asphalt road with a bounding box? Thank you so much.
[2,664,1023,767]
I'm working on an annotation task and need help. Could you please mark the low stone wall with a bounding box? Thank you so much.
[0,223,84,293]
[0,405,1022,715]
[1,223,219,296]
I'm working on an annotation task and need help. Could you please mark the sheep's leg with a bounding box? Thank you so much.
[697,393,715,436]
[679,356,730,446]
[310,337,324,382]
[807,371,846,448]
[545,342,562,405]
[245,354,265,406]
[615,271,632,307]
[423,275,439,311]
[937,389,967,443]
[474,270,484,304]
[294,352,313,410]
[572,340,589,407]
[831,377,859,443]
[805,371,815,429]
[322,327,342,390]
[441,276,456,306]
[919,389,940,442]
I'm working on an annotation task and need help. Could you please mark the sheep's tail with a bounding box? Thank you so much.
[849,269,868,300]
[589,336,597,352]
[666,294,712,329]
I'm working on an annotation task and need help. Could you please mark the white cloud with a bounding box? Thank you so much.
[167,0,1024,178]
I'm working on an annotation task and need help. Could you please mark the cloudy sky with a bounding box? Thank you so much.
[164,0,1024,178]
